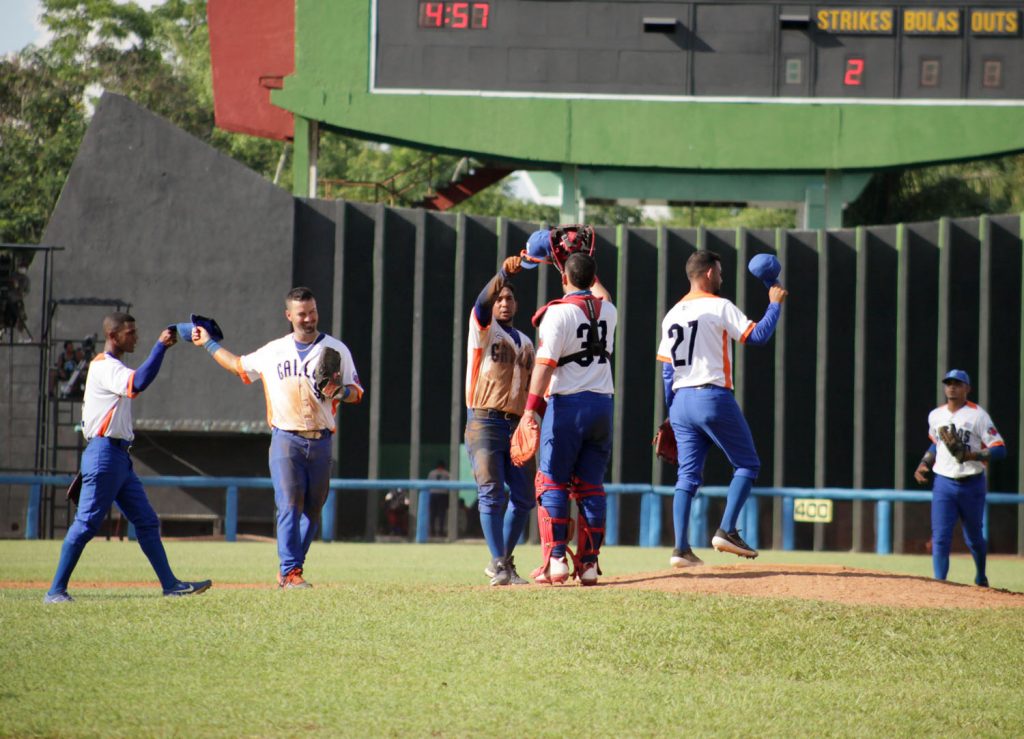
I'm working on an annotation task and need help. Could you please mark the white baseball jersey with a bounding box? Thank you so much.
[656,291,755,391]
[234,334,362,432]
[466,315,535,415]
[81,353,138,441]
[535,297,617,396]
[927,402,1005,479]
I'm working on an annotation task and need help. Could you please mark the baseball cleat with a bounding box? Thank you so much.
[163,580,212,597]
[534,556,570,585]
[43,591,75,604]
[711,528,758,559]
[484,558,499,579]
[278,568,312,590]
[578,561,599,586]
[489,557,511,587]
[506,556,530,585]
[670,547,705,568]
[975,576,990,588]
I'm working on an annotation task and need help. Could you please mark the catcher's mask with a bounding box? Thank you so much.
[550,225,595,274]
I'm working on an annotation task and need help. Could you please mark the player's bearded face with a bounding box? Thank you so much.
[709,263,723,295]
[494,288,516,322]
[286,299,319,340]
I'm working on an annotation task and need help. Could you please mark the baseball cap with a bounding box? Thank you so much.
[748,253,782,289]
[519,229,552,270]
[942,369,970,385]
[169,314,224,342]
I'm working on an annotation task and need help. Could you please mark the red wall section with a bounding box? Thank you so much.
[208,0,295,141]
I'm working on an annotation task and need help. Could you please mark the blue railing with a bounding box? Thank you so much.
[3,474,1022,554]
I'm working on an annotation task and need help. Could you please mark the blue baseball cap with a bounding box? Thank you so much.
[942,369,970,385]
[748,253,782,289]
[169,314,224,342]
[519,229,551,270]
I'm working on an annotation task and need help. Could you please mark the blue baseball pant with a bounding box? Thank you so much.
[269,429,333,577]
[538,392,613,560]
[670,386,760,547]
[48,437,177,595]
[931,473,987,584]
[465,415,535,559]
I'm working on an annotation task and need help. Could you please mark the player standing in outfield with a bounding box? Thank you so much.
[914,370,1006,587]
[657,250,787,566]
[44,314,211,602]
[465,255,536,586]
[511,251,616,586]
[192,287,363,589]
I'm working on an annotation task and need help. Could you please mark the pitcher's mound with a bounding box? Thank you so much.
[600,564,1024,609]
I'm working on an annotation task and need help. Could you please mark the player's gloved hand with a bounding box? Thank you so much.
[314,347,344,399]
[510,410,542,466]
[939,425,967,464]
[503,255,523,275]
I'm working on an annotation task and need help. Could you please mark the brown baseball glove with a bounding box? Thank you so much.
[510,411,542,466]
[314,347,343,399]
[938,425,967,464]
[652,419,678,466]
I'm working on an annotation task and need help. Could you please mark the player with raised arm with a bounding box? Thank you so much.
[465,255,536,586]
[44,313,211,602]
[511,246,616,586]
[657,250,787,566]
[192,287,362,589]
[914,369,1007,586]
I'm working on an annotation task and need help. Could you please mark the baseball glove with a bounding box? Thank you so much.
[66,471,82,506]
[510,411,542,466]
[939,425,967,464]
[652,419,678,466]
[314,347,343,399]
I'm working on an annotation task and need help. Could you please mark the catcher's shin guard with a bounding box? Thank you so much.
[570,477,605,579]
[531,505,573,584]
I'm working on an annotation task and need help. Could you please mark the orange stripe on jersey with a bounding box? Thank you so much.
[127,371,138,398]
[928,434,937,443]
[466,348,484,407]
[656,354,672,364]
[347,385,364,404]
[91,354,107,363]
[680,290,717,302]
[739,321,756,344]
[96,404,117,437]
[989,440,1005,447]
[261,382,273,429]
[234,357,252,385]
[967,401,978,408]
[536,357,558,367]
[721,331,733,390]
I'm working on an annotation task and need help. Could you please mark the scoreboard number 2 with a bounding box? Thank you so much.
[793,498,834,523]
[844,57,865,86]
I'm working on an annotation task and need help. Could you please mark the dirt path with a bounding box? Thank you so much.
[5,564,1023,608]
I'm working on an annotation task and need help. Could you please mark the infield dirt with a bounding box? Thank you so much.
[5,564,1023,608]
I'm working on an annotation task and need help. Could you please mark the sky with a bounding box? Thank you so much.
[0,0,163,57]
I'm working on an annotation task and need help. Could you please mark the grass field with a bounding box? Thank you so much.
[2,540,1023,737]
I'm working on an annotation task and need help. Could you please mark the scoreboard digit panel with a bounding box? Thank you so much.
[371,0,1024,101]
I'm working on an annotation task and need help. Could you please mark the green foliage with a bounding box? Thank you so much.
[846,155,1024,226]
[2,541,1023,737]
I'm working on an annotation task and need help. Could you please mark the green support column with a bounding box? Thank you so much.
[292,116,319,198]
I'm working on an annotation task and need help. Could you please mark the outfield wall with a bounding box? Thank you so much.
[3,93,1022,554]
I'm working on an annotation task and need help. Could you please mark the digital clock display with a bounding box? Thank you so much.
[418,2,490,29]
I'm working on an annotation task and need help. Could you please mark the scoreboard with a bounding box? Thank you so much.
[371,1,1024,100]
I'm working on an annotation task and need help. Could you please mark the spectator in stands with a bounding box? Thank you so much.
[427,460,450,537]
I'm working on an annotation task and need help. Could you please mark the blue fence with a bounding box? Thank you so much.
[4,474,1023,554]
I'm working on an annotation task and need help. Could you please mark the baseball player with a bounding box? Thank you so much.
[914,369,1006,586]
[44,313,212,602]
[511,251,616,586]
[656,250,786,565]
[192,287,363,589]
[465,256,536,586]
